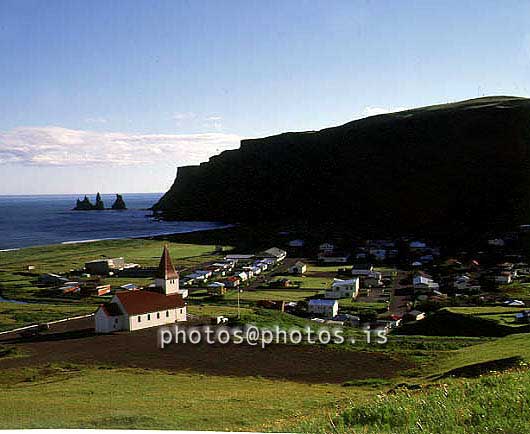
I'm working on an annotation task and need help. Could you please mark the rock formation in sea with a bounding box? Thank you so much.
[111,194,127,210]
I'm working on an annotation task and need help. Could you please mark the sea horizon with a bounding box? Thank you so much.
[0,192,228,250]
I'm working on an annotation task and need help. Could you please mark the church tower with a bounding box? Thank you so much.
[155,246,180,295]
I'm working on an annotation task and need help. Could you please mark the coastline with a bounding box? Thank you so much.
[0,223,235,252]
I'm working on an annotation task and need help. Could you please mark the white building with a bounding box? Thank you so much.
[289,261,307,275]
[319,243,335,253]
[325,278,359,299]
[288,239,305,247]
[308,299,339,318]
[318,253,350,264]
[412,275,439,290]
[351,264,374,276]
[260,247,287,263]
[95,246,187,333]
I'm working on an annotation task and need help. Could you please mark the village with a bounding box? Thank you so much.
[20,223,530,338]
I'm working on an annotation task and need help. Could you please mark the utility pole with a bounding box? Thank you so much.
[237,288,242,319]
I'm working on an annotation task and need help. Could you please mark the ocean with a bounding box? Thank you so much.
[0,193,227,250]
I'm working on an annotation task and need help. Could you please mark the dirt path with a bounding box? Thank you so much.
[0,318,412,384]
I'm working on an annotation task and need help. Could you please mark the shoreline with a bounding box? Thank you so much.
[0,223,235,252]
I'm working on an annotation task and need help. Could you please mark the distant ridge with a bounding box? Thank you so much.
[153,96,530,238]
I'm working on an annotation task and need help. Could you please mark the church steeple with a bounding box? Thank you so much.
[156,245,179,280]
[155,246,180,295]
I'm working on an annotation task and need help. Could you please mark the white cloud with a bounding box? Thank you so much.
[361,106,409,117]
[0,126,242,167]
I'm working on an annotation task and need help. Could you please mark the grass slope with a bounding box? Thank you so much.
[302,368,530,434]
[0,365,361,431]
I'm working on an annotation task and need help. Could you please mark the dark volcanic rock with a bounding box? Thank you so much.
[153,96,530,238]
[111,194,127,210]
[73,195,94,211]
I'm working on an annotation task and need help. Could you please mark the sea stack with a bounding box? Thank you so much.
[111,194,127,210]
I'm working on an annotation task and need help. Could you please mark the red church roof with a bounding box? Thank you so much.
[155,245,179,280]
[115,290,185,315]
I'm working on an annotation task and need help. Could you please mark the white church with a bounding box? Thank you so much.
[95,246,187,333]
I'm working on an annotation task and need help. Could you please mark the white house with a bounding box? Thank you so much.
[412,275,439,290]
[289,239,305,247]
[495,273,513,284]
[363,271,383,287]
[95,246,187,333]
[488,239,505,247]
[403,310,426,322]
[351,264,374,276]
[318,253,350,264]
[325,278,359,299]
[260,247,287,263]
[308,299,339,318]
[289,261,307,275]
[319,243,335,253]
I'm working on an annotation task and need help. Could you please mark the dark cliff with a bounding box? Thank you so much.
[153,96,530,237]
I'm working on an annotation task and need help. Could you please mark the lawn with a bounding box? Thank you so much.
[273,274,334,289]
[187,304,254,318]
[0,302,94,332]
[224,289,322,302]
[0,365,362,431]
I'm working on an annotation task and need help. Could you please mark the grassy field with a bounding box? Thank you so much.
[444,306,528,328]
[0,238,227,302]
[274,274,334,289]
[0,365,362,431]
[0,302,94,332]
[3,236,530,432]
[301,368,530,433]
[429,333,530,377]
[224,289,322,302]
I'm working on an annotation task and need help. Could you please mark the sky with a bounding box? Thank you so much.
[2,0,530,194]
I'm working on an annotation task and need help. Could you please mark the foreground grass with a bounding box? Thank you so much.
[0,302,93,332]
[302,368,530,434]
[0,365,360,431]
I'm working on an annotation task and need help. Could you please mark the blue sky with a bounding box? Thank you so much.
[1,0,530,194]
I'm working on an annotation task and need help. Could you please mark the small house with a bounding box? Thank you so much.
[120,283,140,291]
[225,276,241,288]
[351,264,374,276]
[403,310,426,322]
[412,275,439,290]
[260,247,287,263]
[319,243,335,253]
[289,261,307,275]
[288,239,305,247]
[308,299,339,318]
[318,253,350,264]
[207,282,226,296]
[325,278,359,299]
